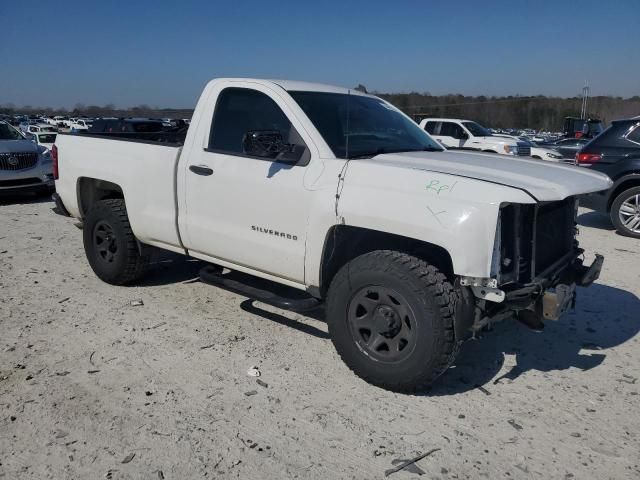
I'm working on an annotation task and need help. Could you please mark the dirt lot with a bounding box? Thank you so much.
[1,194,638,480]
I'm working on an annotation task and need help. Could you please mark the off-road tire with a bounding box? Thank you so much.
[83,199,150,285]
[610,186,640,238]
[326,250,458,392]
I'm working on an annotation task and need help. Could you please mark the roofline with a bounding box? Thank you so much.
[206,77,374,97]
[420,118,473,122]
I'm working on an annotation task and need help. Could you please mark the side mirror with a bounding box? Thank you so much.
[242,130,303,164]
[458,132,469,140]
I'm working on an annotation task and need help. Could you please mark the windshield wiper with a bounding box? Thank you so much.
[347,147,388,159]
[415,147,444,152]
[348,146,442,159]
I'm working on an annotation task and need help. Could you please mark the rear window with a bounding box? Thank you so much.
[592,123,640,148]
[424,121,438,134]
[38,134,57,143]
[626,126,640,145]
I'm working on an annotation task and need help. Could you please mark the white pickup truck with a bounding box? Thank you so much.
[52,78,611,392]
[420,118,532,156]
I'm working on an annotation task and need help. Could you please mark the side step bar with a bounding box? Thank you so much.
[199,265,321,312]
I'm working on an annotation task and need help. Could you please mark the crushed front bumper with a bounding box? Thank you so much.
[459,253,604,336]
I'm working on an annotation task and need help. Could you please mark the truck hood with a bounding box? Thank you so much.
[365,150,612,201]
[0,139,38,154]
[475,135,518,145]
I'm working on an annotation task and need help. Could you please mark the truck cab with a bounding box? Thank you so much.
[419,118,531,156]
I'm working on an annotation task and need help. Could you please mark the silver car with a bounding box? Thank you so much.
[0,121,55,195]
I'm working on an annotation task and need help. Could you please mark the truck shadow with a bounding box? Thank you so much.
[427,283,640,396]
[135,254,639,397]
[239,300,329,339]
[577,211,615,231]
[138,254,330,339]
[137,252,204,286]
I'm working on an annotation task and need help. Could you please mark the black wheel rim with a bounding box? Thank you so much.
[347,285,417,363]
[93,220,118,264]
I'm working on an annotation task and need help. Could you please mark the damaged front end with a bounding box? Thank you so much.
[456,196,604,337]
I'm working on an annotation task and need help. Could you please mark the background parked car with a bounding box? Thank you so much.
[518,137,575,163]
[25,124,57,135]
[545,138,590,159]
[420,118,531,156]
[0,121,54,195]
[30,132,57,152]
[88,118,165,134]
[49,116,68,128]
[70,119,93,131]
[578,118,640,238]
[85,118,183,143]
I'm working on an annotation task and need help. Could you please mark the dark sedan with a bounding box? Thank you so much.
[545,138,591,159]
[578,119,640,238]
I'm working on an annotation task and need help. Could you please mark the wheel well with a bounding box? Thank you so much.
[607,175,640,211]
[77,177,124,217]
[319,225,454,297]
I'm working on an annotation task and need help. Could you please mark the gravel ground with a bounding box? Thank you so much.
[1,194,638,480]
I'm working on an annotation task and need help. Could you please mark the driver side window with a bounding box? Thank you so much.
[209,88,300,158]
[440,122,465,139]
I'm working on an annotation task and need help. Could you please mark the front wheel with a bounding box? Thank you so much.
[83,199,150,285]
[326,250,458,392]
[610,186,640,238]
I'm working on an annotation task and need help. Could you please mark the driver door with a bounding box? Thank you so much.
[181,86,314,284]
[438,122,468,149]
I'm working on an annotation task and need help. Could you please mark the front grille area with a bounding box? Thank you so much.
[0,152,38,171]
[534,198,575,275]
[499,198,575,284]
[517,144,531,156]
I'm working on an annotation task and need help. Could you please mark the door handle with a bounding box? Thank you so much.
[189,165,214,176]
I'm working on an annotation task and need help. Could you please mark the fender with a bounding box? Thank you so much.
[606,172,640,207]
[334,159,536,279]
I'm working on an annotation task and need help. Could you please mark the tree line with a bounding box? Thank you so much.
[376,92,640,130]
[2,93,639,131]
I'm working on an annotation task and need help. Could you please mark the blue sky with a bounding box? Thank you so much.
[1,0,638,108]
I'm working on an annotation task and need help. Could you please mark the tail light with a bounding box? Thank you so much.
[576,152,601,164]
[52,144,59,179]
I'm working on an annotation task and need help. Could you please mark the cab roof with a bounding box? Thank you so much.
[422,118,473,123]
[208,78,372,96]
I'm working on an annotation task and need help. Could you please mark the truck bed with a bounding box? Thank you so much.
[76,129,188,145]
[54,133,184,251]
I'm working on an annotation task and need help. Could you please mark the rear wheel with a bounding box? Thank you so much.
[326,250,458,392]
[610,186,640,238]
[83,199,150,284]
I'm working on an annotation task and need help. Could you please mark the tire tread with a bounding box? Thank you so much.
[84,199,150,285]
[327,250,460,392]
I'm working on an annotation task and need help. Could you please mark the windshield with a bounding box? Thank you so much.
[462,121,492,137]
[518,137,536,146]
[0,123,24,140]
[289,91,443,158]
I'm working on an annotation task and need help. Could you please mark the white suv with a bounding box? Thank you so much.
[419,118,531,156]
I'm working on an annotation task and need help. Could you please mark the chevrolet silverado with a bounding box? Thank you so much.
[52,78,611,391]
